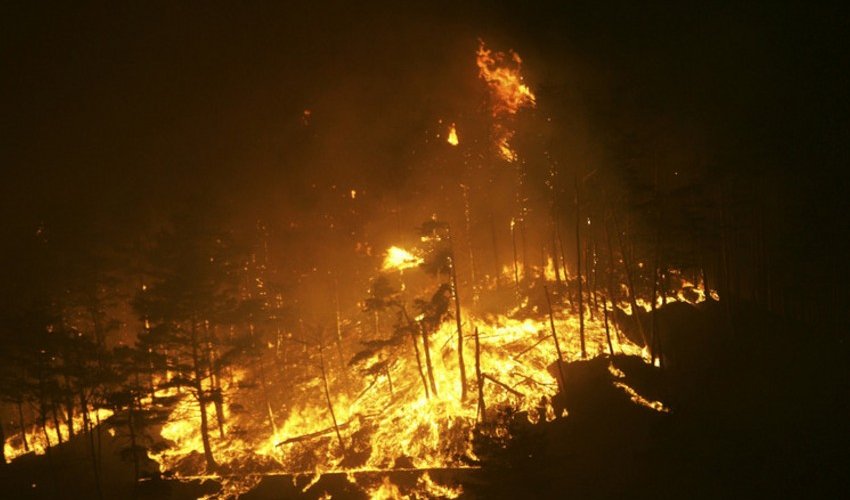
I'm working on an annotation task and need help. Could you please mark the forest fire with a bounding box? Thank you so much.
[4,4,847,499]
[129,252,702,496]
[1,35,712,498]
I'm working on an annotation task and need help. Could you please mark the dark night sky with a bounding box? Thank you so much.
[2,1,848,262]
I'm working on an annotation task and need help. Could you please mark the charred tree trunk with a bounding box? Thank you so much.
[62,376,75,440]
[400,306,430,400]
[80,389,102,500]
[420,324,439,397]
[127,402,140,487]
[17,398,29,452]
[448,244,468,401]
[94,404,103,483]
[602,291,615,356]
[574,177,586,358]
[318,342,346,455]
[258,355,278,436]
[190,321,217,472]
[614,214,649,347]
[50,401,63,445]
[543,286,568,391]
[205,324,226,439]
[473,326,485,421]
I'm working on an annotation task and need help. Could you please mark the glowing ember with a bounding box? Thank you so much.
[382,246,424,271]
[447,123,459,146]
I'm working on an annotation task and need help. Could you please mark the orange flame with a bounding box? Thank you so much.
[447,123,459,146]
[476,40,536,117]
[382,246,423,271]
[476,39,535,162]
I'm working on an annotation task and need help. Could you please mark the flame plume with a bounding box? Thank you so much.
[476,39,536,162]
[382,246,424,271]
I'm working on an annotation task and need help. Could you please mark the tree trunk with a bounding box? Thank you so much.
[318,342,345,455]
[448,239,468,401]
[62,373,75,440]
[602,292,615,356]
[50,402,63,445]
[127,403,140,487]
[399,306,430,399]
[574,177,586,358]
[420,324,438,397]
[190,321,217,471]
[17,399,29,452]
[80,389,102,500]
[205,324,226,439]
[258,355,278,436]
[543,286,568,391]
[473,326,485,421]
[614,214,649,347]
[94,406,103,483]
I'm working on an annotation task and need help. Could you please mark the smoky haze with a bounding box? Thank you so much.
[2,2,847,320]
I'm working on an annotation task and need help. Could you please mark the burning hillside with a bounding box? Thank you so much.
[4,4,849,499]
[137,255,701,497]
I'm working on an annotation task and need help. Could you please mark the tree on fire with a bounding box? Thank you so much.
[419,218,468,401]
[100,345,170,485]
[0,220,125,496]
[132,214,250,472]
[355,275,427,397]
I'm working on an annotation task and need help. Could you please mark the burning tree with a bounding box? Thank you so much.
[132,216,249,472]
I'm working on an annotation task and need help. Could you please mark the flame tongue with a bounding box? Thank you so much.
[476,40,536,117]
[382,246,423,271]
[447,123,459,146]
[476,39,536,163]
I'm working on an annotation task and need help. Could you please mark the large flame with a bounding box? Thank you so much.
[382,246,424,271]
[129,253,715,496]
[476,39,536,162]
[476,40,536,116]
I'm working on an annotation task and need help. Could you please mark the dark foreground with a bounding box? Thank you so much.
[2,300,848,499]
